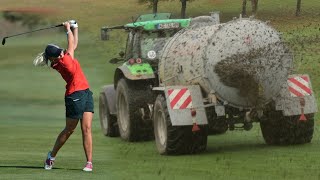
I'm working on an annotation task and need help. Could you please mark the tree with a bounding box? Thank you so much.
[138,0,160,13]
[153,0,159,13]
[241,0,258,17]
[296,0,302,16]
[138,0,195,18]
[180,0,187,18]
[180,0,196,18]
[251,0,258,15]
[241,0,247,17]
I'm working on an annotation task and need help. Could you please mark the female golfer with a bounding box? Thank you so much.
[43,21,94,172]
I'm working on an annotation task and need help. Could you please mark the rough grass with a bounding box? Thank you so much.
[0,0,320,179]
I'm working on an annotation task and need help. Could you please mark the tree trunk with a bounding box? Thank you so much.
[251,0,258,15]
[242,0,247,17]
[180,0,187,19]
[153,0,158,14]
[296,0,302,16]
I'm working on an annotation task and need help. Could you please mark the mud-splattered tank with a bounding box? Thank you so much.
[100,13,317,155]
[159,17,293,108]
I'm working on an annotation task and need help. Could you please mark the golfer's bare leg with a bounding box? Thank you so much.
[81,112,93,162]
[51,118,79,157]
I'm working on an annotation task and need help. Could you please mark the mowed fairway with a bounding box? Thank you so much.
[0,0,320,179]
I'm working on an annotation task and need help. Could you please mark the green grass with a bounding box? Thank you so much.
[0,0,320,179]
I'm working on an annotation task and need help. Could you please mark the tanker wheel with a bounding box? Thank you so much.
[99,92,119,137]
[116,78,153,141]
[153,94,207,155]
[260,111,314,145]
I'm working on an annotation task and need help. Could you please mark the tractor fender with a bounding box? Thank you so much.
[101,85,117,115]
[114,64,155,87]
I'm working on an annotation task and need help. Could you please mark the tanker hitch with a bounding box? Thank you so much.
[226,108,262,131]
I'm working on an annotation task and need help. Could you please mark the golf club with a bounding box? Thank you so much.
[2,24,63,45]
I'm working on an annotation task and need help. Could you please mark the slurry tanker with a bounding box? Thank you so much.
[99,13,317,155]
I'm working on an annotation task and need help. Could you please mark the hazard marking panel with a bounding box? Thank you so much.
[168,88,193,109]
[287,75,312,97]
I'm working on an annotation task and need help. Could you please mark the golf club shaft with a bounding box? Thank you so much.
[5,24,63,39]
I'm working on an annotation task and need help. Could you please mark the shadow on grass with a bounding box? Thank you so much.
[0,165,79,171]
[205,143,269,154]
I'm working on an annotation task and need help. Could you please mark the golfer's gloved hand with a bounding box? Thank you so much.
[69,20,78,28]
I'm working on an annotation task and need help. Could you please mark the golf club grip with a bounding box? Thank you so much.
[55,24,63,27]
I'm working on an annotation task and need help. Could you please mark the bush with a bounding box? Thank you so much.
[3,11,46,30]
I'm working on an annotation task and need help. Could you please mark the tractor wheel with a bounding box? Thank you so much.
[153,94,207,155]
[99,92,119,137]
[116,78,153,141]
[260,110,314,145]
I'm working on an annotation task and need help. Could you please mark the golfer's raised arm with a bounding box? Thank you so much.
[64,22,75,59]
[72,26,78,51]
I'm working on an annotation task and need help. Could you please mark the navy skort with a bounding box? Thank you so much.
[65,89,94,119]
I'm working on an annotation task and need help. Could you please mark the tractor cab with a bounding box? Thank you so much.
[101,13,190,67]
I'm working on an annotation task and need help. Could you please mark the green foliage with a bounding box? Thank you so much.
[2,11,46,30]
[3,11,23,22]
[138,0,154,7]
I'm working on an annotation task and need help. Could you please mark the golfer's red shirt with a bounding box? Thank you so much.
[52,53,89,96]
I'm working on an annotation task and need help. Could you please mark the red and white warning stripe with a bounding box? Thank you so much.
[168,88,193,109]
[287,76,312,97]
